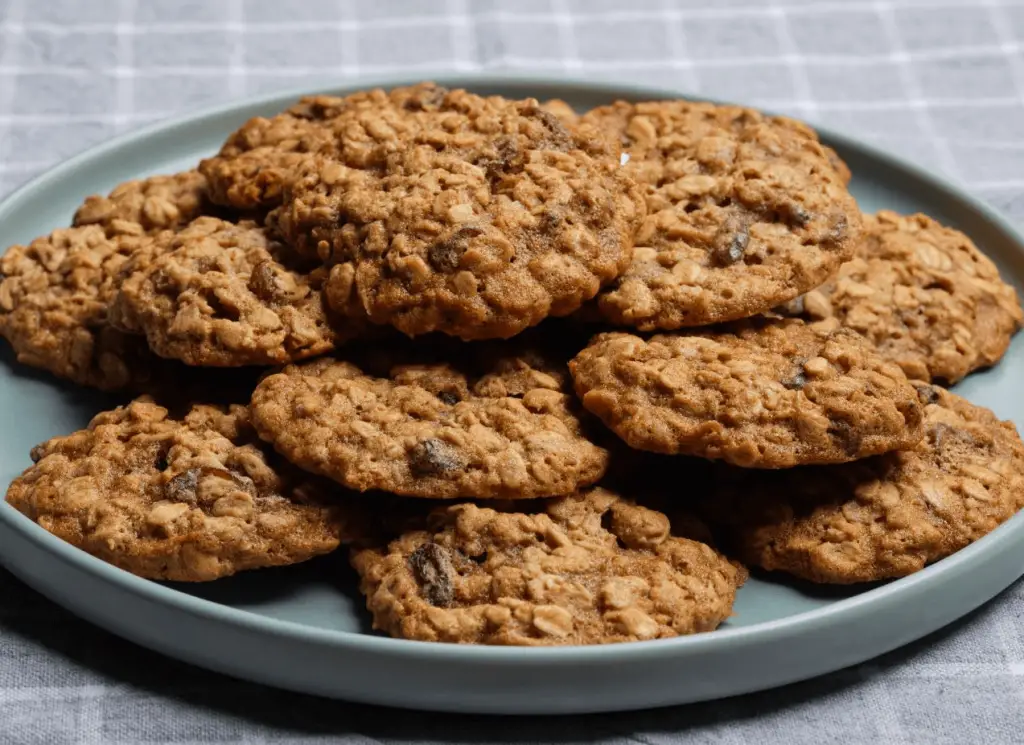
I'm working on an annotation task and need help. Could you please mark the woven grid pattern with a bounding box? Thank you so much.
[2,0,1024,742]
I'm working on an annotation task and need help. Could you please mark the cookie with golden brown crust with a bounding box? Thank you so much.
[113,216,352,367]
[570,320,925,468]
[581,100,860,330]
[6,399,355,581]
[702,385,1024,583]
[250,340,608,499]
[777,211,1022,384]
[351,486,745,645]
[271,89,644,340]
[539,98,579,125]
[0,225,164,390]
[199,83,449,211]
[823,146,852,185]
[73,171,210,236]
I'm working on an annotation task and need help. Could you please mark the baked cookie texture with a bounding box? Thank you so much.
[113,216,350,367]
[539,98,579,125]
[6,399,353,581]
[778,211,1022,384]
[702,385,1024,583]
[582,100,860,330]
[250,339,608,499]
[270,88,645,340]
[200,83,449,211]
[73,171,210,236]
[822,146,852,185]
[570,320,925,468]
[351,487,745,645]
[0,225,162,390]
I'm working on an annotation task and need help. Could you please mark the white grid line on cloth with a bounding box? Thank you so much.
[986,0,1024,102]
[0,0,25,128]
[873,0,962,179]
[968,179,1024,189]
[660,0,699,89]
[112,0,136,132]
[338,0,361,80]
[769,0,819,120]
[857,664,910,742]
[4,0,1024,33]
[446,0,480,73]
[551,0,584,73]
[4,44,1023,73]
[227,0,247,98]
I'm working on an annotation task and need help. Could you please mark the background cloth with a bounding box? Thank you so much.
[2,0,1024,742]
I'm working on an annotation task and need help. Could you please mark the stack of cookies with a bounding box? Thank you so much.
[3,83,1023,646]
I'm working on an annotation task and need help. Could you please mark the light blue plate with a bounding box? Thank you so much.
[1,75,1022,715]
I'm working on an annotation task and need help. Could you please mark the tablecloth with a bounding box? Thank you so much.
[2,1,1024,742]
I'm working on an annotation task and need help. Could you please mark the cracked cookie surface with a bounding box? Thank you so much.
[0,225,163,390]
[270,88,644,340]
[702,385,1024,583]
[200,83,449,211]
[6,399,354,581]
[250,340,608,499]
[113,216,351,367]
[777,211,1022,384]
[581,100,860,329]
[570,320,925,468]
[73,171,210,236]
[351,486,745,645]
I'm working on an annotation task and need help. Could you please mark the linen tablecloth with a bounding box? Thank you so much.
[2,1,1024,742]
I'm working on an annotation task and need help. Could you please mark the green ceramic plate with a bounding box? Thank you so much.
[1,75,1022,715]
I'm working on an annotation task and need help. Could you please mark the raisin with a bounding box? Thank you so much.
[711,215,750,266]
[437,390,460,405]
[408,542,455,607]
[827,420,862,457]
[481,136,522,181]
[914,383,939,406]
[165,468,201,504]
[782,372,807,390]
[823,213,848,246]
[29,444,46,463]
[526,106,573,152]
[781,202,811,227]
[428,226,484,273]
[408,438,464,476]
[248,260,282,301]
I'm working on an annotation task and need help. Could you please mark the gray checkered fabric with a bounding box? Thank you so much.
[2,0,1024,742]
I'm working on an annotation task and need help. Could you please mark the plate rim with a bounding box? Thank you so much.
[2,71,1023,666]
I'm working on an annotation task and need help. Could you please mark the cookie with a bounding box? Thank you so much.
[271,89,645,340]
[823,146,852,185]
[350,486,745,645]
[73,171,210,236]
[249,340,608,499]
[539,98,579,125]
[113,216,351,367]
[570,320,925,468]
[581,100,860,329]
[0,225,163,390]
[6,399,355,582]
[777,211,1022,384]
[702,385,1024,583]
[200,83,449,211]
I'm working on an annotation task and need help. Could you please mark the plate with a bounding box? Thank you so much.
[1,75,1023,715]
